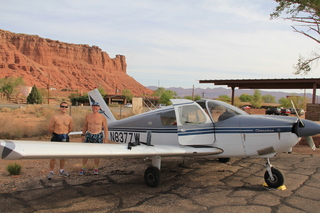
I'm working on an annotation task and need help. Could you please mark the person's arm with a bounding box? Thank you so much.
[68,116,74,134]
[81,115,88,142]
[48,116,56,135]
[102,115,108,143]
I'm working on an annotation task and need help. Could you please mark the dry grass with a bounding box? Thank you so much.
[0,105,91,139]
[0,104,142,140]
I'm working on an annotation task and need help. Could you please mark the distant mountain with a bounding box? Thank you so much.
[147,86,312,101]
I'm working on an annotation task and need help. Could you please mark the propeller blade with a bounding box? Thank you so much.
[306,136,316,150]
[291,100,304,127]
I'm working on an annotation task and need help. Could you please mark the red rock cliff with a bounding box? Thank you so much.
[0,29,153,96]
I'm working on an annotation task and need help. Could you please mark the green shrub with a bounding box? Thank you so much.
[6,163,22,175]
[27,85,44,104]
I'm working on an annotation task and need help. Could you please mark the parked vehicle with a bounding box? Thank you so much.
[156,104,166,108]
[298,109,305,115]
[280,108,291,116]
[288,108,295,114]
[288,108,305,116]
[266,108,281,115]
[242,106,251,110]
[124,103,132,108]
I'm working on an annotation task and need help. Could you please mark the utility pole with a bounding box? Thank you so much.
[47,74,50,105]
[192,85,194,100]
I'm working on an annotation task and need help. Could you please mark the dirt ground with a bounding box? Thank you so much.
[0,107,319,195]
[1,136,319,194]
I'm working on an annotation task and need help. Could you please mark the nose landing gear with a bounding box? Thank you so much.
[264,158,285,188]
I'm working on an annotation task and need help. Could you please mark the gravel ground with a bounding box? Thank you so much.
[1,141,319,194]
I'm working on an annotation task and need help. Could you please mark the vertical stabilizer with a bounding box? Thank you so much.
[88,89,117,122]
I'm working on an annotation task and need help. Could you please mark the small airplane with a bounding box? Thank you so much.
[1,89,319,188]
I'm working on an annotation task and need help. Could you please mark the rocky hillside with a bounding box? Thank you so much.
[0,29,153,96]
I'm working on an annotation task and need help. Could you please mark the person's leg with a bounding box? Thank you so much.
[47,159,55,180]
[59,159,70,177]
[93,159,100,175]
[49,159,55,171]
[60,159,65,170]
[82,159,88,167]
[79,159,88,175]
[94,159,100,168]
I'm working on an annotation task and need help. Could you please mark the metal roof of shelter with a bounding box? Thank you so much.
[199,78,320,104]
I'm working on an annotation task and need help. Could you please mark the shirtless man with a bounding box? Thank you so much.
[47,102,74,180]
[79,102,109,175]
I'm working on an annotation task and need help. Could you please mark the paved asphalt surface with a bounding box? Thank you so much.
[0,150,320,213]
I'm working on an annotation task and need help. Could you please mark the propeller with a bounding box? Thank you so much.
[306,136,316,150]
[291,100,316,150]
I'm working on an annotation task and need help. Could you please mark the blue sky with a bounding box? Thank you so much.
[1,0,319,92]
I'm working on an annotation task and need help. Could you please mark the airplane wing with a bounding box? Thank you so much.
[0,140,223,160]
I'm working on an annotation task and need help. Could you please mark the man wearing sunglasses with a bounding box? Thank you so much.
[47,102,74,180]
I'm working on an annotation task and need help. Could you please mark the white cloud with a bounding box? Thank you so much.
[1,0,319,91]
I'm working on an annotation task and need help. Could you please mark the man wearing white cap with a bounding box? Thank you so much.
[79,102,108,175]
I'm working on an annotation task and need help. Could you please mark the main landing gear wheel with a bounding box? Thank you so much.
[144,167,162,187]
[264,167,284,188]
[218,158,230,163]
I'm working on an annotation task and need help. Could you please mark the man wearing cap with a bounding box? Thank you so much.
[79,102,108,175]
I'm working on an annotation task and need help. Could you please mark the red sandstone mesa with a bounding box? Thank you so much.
[0,29,153,96]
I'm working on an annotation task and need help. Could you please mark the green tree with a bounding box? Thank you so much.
[287,94,309,109]
[271,0,320,74]
[183,94,202,101]
[250,89,262,108]
[153,87,177,105]
[183,95,193,100]
[233,96,242,107]
[153,87,166,97]
[278,97,291,108]
[239,93,252,102]
[122,89,134,102]
[70,95,89,105]
[194,94,202,101]
[27,85,43,104]
[0,77,25,100]
[262,94,276,103]
[217,95,231,103]
[97,86,107,96]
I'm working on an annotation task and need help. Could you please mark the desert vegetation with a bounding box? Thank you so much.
[0,104,135,140]
[0,105,91,139]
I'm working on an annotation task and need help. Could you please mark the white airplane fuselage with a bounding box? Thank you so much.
[107,99,305,159]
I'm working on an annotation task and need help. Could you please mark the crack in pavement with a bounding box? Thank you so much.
[0,153,320,212]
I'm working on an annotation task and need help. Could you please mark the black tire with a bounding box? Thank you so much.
[264,167,285,188]
[218,158,230,163]
[144,167,162,187]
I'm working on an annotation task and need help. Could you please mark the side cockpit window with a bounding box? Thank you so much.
[207,102,240,122]
[160,110,177,126]
[177,105,207,125]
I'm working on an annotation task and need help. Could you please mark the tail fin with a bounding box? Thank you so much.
[88,89,116,122]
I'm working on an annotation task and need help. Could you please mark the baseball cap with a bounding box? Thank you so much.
[92,102,100,106]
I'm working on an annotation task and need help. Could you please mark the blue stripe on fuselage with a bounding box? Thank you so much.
[178,126,292,136]
[110,126,292,135]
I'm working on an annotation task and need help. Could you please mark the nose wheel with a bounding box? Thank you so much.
[264,158,285,188]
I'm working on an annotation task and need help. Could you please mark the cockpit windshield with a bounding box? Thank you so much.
[197,100,247,122]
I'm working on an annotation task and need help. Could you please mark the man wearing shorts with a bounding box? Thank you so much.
[47,102,74,180]
[79,102,109,175]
